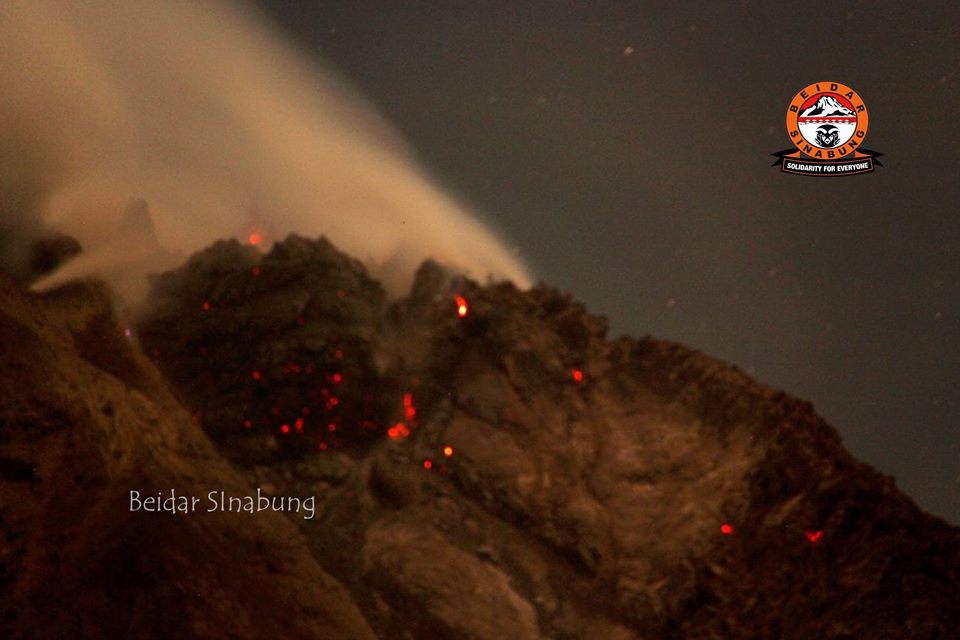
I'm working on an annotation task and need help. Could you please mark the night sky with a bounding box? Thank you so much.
[258,1,959,524]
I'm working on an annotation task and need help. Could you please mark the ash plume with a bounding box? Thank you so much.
[0,0,531,303]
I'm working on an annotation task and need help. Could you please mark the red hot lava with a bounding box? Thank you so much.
[387,423,410,440]
[455,295,469,318]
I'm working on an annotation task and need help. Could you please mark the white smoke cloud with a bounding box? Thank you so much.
[0,0,531,303]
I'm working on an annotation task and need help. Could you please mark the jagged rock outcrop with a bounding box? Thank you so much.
[131,235,960,639]
[138,237,387,464]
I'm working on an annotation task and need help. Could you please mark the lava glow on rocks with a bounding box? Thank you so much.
[571,369,584,383]
[248,232,263,245]
[455,295,469,318]
[720,523,735,535]
[403,393,416,420]
[806,530,824,543]
[386,392,418,440]
[387,423,410,440]
[442,445,454,457]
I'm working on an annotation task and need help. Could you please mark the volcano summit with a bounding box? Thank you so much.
[1,234,957,639]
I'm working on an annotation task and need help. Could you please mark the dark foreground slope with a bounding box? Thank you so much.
[0,274,376,639]
[1,234,956,639]
[130,236,960,640]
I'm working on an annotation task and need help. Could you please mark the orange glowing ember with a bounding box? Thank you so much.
[248,232,262,245]
[455,295,469,318]
[720,523,734,535]
[571,369,584,383]
[442,445,454,457]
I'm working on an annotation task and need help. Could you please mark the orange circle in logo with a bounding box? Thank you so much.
[786,82,869,157]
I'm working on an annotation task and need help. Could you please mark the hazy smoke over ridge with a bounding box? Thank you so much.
[0,0,531,302]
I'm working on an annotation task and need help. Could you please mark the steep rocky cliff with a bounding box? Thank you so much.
[0,272,375,639]
[2,234,958,639]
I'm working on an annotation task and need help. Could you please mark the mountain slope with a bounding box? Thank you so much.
[0,274,376,640]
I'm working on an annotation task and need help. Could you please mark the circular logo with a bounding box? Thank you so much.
[786,82,869,156]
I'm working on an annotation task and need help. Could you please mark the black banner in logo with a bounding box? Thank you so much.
[770,149,884,176]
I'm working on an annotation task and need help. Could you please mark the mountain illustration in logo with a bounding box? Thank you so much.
[776,81,881,175]
[800,95,855,118]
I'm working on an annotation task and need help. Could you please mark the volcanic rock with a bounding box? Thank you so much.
[0,274,375,640]
[130,235,960,639]
[3,233,958,639]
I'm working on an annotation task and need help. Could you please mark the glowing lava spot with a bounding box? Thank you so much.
[248,232,263,245]
[571,369,584,383]
[720,523,734,535]
[332,372,343,384]
[806,530,824,543]
[455,295,469,318]
[251,370,262,381]
[202,301,211,311]
[442,445,454,457]
[294,418,304,433]
[423,459,433,470]
[403,393,416,420]
[280,424,290,435]
[387,423,410,440]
